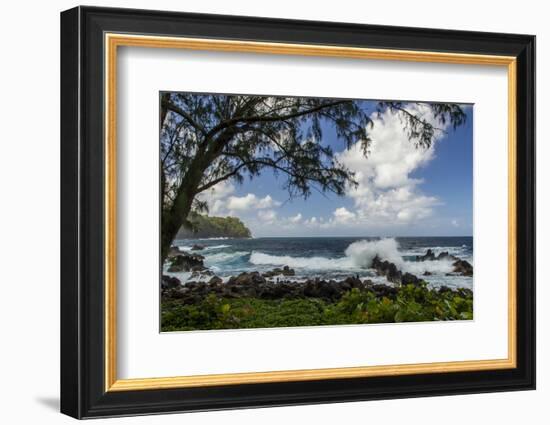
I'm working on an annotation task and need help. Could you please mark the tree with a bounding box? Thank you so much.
[160,93,466,263]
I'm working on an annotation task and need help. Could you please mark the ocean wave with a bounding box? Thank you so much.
[174,244,231,252]
[204,251,249,264]
[403,259,455,274]
[249,238,460,275]
[249,252,354,270]
[204,244,231,250]
[249,239,400,271]
[342,239,455,273]
[174,245,193,252]
[400,246,470,257]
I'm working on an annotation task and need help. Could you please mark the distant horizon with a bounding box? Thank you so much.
[183,212,474,239]
[175,234,474,239]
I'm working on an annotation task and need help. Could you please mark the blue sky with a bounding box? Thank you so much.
[202,101,473,237]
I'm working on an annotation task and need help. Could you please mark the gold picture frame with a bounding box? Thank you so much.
[104,33,517,392]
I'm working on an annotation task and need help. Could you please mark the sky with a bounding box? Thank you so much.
[200,101,473,238]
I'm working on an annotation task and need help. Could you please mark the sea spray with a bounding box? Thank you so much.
[344,238,403,268]
[250,238,403,271]
[249,238,455,275]
[344,238,455,274]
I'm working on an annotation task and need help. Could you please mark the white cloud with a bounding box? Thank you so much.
[226,193,257,211]
[333,207,356,224]
[224,193,280,212]
[257,195,279,209]
[305,216,318,226]
[451,219,459,227]
[209,199,226,215]
[289,213,303,223]
[197,180,235,214]
[258,209,277,222]
[197,180,282,218]
[335,104,448,226]
[201,180,235,200]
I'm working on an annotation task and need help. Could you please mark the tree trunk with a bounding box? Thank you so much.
[160,159,208,264]
[160,93,170,127]
[161,190,194,264]
[160,129,236,265]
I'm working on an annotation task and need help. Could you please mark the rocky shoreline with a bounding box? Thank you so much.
[416,249,473,276]
[162,247,474,306]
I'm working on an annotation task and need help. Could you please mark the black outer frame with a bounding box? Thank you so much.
[60,5,535,419]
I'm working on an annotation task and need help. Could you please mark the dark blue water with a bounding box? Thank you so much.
[168,236,473,289]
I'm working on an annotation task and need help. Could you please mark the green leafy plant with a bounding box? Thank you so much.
[161,284,473,332]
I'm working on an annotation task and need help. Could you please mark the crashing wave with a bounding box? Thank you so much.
[249,252,354,270]
[249,238,456,274]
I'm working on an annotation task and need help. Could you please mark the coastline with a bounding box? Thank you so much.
[161,237,474,331]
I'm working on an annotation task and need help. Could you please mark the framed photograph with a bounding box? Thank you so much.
[60,6,535,419]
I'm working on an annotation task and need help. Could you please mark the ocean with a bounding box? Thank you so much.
[166,236,473,289]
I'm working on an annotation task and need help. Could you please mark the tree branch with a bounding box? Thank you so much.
[196,162,250,193]
[385,102,446,134]
[162,99,208,136]
[205,100,350,140]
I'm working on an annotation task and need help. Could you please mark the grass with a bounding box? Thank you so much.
[161,283,473,332]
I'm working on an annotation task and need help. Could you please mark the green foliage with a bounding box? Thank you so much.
[331,284,473,324]
[161,284,473,332]
[176,213,252,238]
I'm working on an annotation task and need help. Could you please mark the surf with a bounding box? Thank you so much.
[249,238,456,275]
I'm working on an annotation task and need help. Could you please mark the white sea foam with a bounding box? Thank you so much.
[400,246,469,257]
[249,238,459,275]
[249,252,354,271]
[204,244,231,250]
[404,259,454,274]
[175,245,193,251]
[250,239,402,271]
[176,244,230,251]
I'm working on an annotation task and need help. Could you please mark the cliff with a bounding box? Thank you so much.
[176,214,252,239]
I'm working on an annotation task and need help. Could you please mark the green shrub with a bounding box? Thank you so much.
[161,285,473,332]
